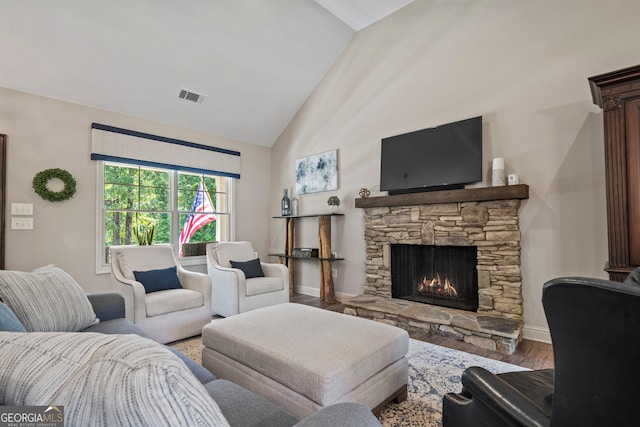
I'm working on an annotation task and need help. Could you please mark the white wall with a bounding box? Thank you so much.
[270,0,639,341]
[0,87,272,292]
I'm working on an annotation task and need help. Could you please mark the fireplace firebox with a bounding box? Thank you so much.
[391,244,478,311]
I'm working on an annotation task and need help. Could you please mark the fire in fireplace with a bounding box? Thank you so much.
[391,244,478,311]
[418,273,459,297]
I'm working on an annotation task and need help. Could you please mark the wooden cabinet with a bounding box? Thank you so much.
[270,214,343,303]
[589,64,640,281]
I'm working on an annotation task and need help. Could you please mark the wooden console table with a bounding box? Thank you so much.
[270,214,344,303]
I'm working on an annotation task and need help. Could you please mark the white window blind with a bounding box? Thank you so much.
[90,123,241,178]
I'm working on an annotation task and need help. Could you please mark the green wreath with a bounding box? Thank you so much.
[32,168,77,202]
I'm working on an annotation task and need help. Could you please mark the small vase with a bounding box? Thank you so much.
[492,158,506,187]
[291,197,299,216]
[329,204,338,213]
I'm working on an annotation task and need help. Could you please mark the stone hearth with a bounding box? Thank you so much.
[343,295,522,354]
[345,185,529,355]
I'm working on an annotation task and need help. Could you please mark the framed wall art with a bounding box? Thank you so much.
[295,149,338,195]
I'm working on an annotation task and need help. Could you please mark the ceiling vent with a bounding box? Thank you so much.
[178,88,207,105]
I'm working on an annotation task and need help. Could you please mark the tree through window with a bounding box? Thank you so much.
[100,162,230,267]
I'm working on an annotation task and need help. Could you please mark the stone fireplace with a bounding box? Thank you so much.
[344,185,529,355]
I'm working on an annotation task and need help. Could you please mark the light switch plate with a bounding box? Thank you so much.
[11,217,34,230]
[11,203,33,216]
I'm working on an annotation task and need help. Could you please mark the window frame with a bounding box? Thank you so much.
[95,161,235,274]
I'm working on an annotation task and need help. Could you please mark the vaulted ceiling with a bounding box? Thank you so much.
[0,0,413,146]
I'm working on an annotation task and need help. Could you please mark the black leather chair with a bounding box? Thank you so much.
[442,272,640,427]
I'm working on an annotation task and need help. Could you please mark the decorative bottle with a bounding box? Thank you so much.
[281,189,291,216]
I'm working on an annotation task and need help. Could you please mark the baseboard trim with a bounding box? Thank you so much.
[295,285,320,297]
[523,325,551,344]
[294,286,356,303]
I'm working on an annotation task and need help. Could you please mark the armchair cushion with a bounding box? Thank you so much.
[0,302,26,332]
[145,289,204,317]
[115,246,177,280]
[0,265,98,332]
[246,277,285,296]
[213,241,256,267]
[133,266,183,293]
[230,258,265,278]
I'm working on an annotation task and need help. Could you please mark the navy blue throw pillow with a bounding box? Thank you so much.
[0,301,27,332]
[230,258,265,279]
[133,266,183,294]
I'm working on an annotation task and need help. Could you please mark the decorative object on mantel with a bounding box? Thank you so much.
[327,195,340,213]
[32,168,77,202]
[291,195,299,216]
[295,149,338,195]
[508,173,520,185]
[359,187,371,198]
[281,188,291,216]
[491,158,506,186]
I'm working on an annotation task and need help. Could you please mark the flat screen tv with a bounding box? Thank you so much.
[380,116,482,194]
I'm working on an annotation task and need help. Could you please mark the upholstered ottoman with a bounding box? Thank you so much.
[201,303,409,419]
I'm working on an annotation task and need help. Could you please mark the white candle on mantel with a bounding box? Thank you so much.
[492,158,506,186]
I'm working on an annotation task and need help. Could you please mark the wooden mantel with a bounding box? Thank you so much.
[355,184,529,209]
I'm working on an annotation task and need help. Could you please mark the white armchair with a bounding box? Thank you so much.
[206,241,289,317]
[110,244,212,344]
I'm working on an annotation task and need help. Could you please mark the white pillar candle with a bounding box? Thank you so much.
[492,158,505,186]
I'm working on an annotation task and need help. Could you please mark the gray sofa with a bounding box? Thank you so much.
[84,293,382,427]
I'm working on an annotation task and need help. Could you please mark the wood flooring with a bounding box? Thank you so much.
[291,293,554,370]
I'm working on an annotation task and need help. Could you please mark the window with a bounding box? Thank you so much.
[97,161,232,272]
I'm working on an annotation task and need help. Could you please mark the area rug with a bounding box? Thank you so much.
[378,339,528,426]
[169,337,528,426]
